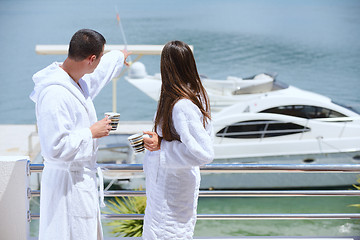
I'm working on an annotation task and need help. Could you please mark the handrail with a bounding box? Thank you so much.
[28,163,360,222]
[200,163,360,172]
[29,163,360,173]
[29,189,360,198]
[101,213,360,220]
[29,213,360,221]
[35,44,166,55]
[315,116,360,122]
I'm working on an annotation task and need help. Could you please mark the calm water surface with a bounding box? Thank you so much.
[0,0,359,123]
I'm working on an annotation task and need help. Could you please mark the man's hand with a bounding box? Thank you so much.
[120,49,133,67]
[143,131,161,151]
[90,117,112,138]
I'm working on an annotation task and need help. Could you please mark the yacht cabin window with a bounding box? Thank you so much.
[259,105,346,119]
[216,120,310,139]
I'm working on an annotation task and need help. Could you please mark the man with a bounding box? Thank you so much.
[30,29,131,240]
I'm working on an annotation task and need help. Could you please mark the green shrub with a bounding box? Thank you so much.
[103,192,146,237]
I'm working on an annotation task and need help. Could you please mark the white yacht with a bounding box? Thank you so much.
[122,63,360,188]
[126,62,360,160]
[211,78,360,160]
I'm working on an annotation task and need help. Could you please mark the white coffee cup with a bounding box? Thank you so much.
[104,112,120,131]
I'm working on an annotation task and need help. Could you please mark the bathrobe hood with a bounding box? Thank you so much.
[30,62,85,106]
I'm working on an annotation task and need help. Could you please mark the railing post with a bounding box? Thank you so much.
[112,78,117,113]
[0,156,30,239]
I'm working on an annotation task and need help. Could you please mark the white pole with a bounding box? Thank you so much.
[0,156,30,239]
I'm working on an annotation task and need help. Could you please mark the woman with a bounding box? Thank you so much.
[142,40,214,239]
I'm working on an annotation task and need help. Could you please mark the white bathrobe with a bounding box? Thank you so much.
[30,51,124,240]
[142,99,214,240]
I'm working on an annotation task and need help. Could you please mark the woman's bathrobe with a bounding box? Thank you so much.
[30,51,124,240]
[142,99,214,240]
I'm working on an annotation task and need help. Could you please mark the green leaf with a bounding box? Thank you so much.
[104,189,146,237]
[349,176,360,209]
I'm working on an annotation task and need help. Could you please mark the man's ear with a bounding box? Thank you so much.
[89,55,96,64]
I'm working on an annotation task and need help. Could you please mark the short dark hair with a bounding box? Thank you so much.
[68,29,106,61]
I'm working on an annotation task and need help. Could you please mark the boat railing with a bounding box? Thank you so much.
[28,163,360,221]
[314,116,360,122]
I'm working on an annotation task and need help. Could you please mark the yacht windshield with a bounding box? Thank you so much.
[271,80,289,91]
[260,105,346,119]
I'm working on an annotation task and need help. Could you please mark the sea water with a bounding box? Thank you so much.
[1,0,360,237]
[0,0,359,123]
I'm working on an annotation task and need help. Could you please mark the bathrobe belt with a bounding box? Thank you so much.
[44,161,105,207]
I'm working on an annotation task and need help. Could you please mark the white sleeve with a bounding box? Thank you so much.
[159,99,214,168]
[83,50,125,99]
[37,86,94,161]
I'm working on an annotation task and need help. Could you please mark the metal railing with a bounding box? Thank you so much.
[28,163,360,173]
[28,163,360,221]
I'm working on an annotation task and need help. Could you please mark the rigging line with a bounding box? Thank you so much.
[317,136,358,157]
[115,6,132,63]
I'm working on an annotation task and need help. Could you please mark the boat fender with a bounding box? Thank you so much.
[128,62,147,79]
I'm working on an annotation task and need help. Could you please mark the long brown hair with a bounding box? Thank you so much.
[154,40,211,141]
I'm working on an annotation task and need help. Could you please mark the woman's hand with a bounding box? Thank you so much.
[143,131,161,151]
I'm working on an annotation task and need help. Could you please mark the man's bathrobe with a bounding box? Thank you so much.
[142,99,214,240]
[30,51,124,240]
